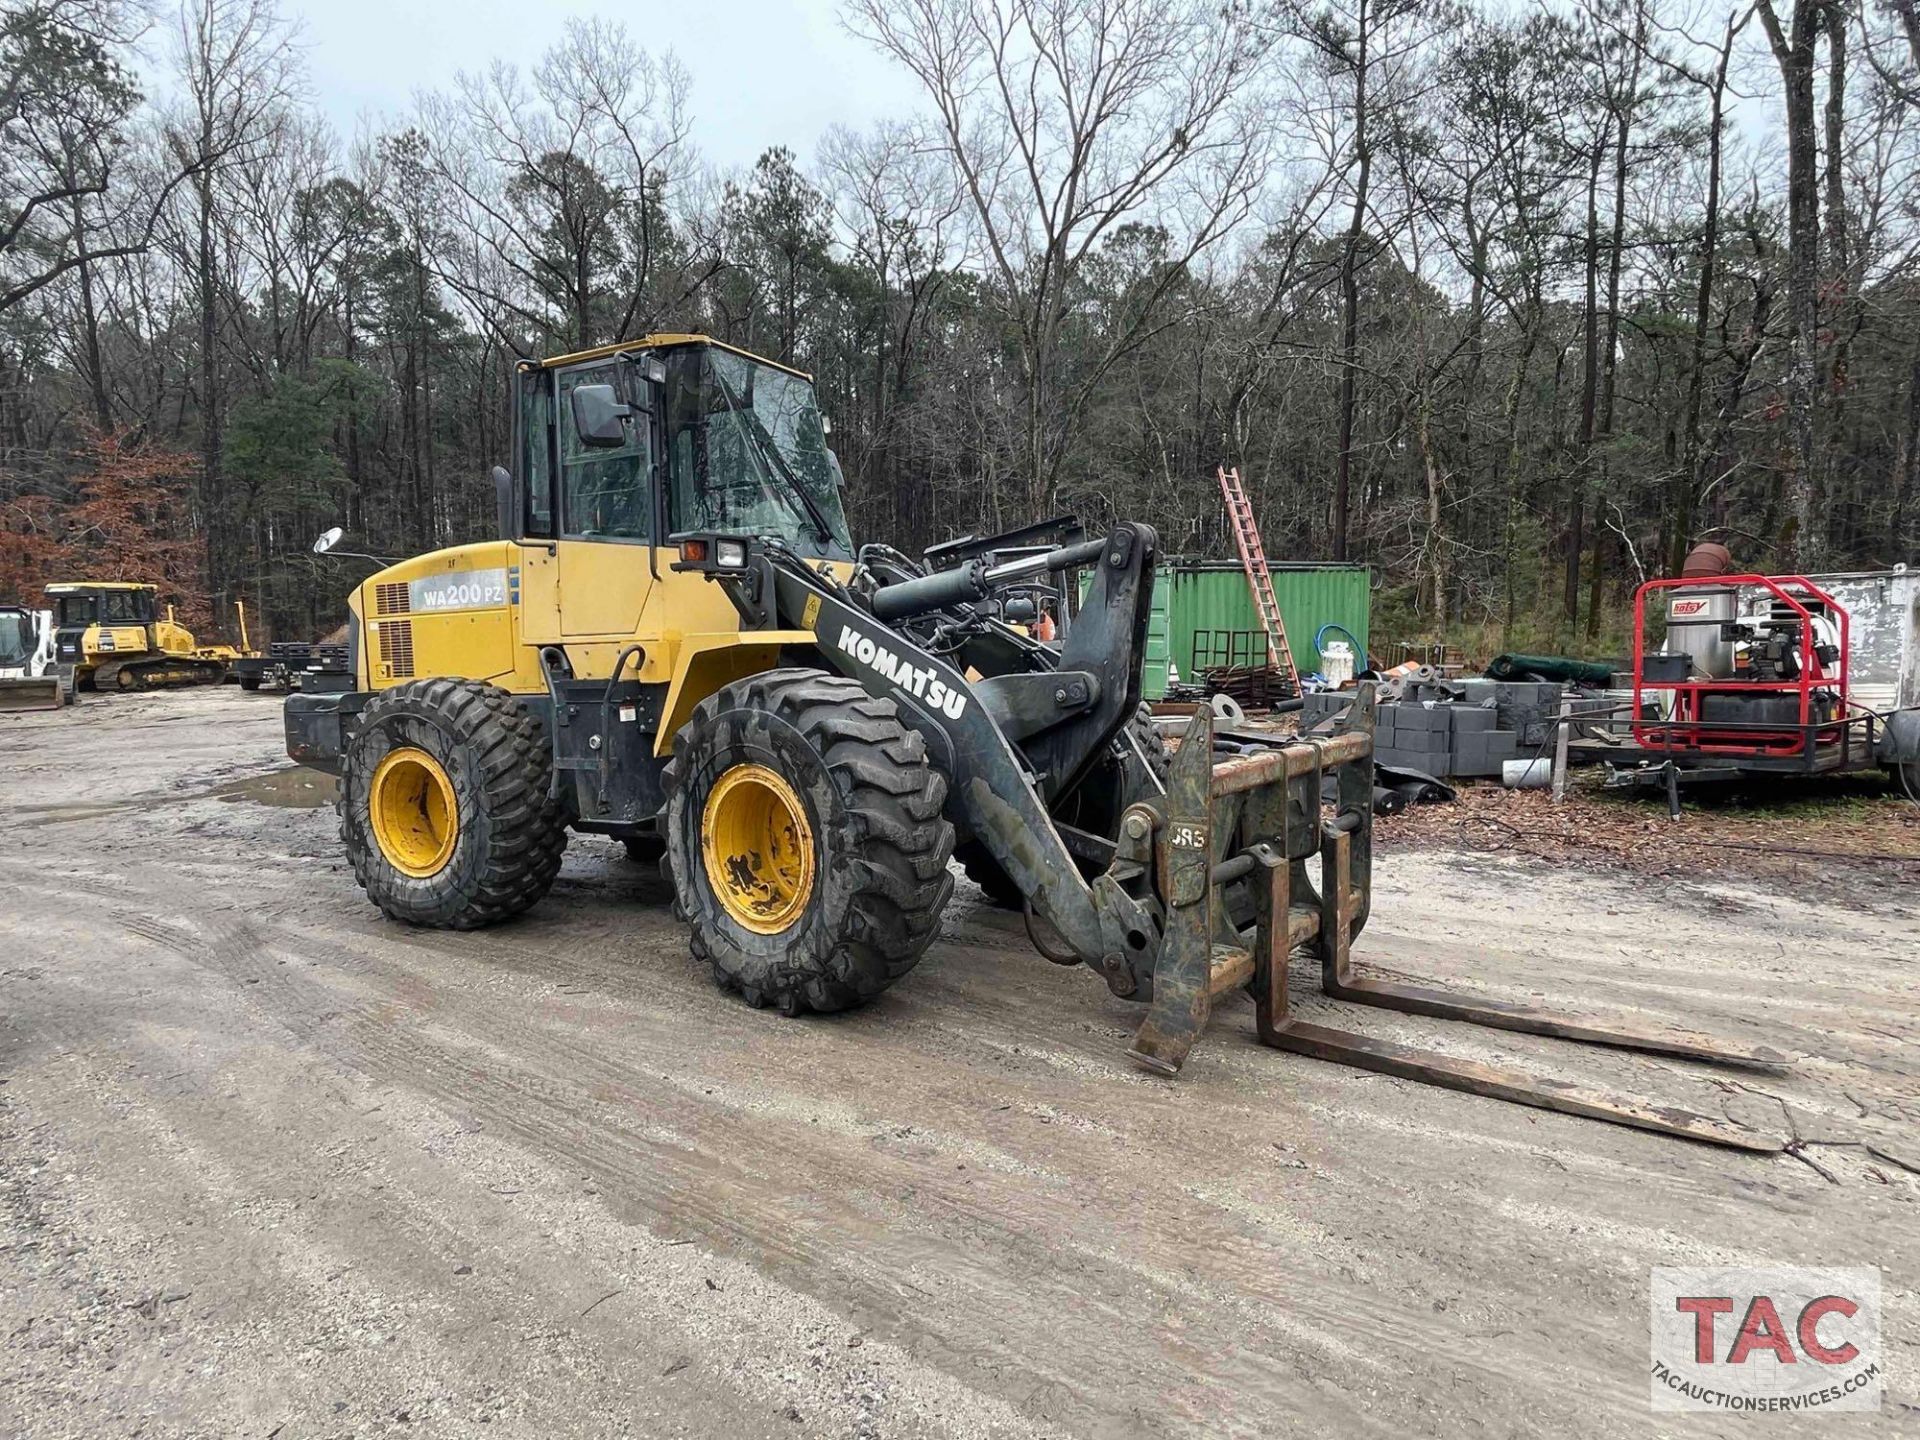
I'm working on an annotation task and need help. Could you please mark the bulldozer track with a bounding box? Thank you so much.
[93,656,229,691]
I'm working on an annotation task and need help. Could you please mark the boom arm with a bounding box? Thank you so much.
[708,525,1166,974]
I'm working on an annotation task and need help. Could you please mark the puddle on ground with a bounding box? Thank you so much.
[210,766,339,808]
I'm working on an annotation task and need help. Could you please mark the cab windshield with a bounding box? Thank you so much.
[55,595,97,628]
[666,347,853,559]
[0,610,31,667]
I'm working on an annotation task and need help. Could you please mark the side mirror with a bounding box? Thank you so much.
[571,383,631,448]
[313,526,344,555]
[492,466,515,539]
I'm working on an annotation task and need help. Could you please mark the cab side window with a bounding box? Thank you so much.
[557,363,652,542]
[520,371,555,538]
[103,591,138,623]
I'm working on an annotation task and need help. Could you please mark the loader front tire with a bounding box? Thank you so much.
[340,678,568,929]
[664,669,954,1014]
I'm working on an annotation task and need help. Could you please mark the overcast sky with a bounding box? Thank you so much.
[290,0,922,173]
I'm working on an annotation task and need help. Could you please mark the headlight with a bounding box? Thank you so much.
[715,539,749,569]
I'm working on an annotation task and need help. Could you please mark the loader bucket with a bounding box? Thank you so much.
[1122,685,1789,1152]
[0,676,63,712]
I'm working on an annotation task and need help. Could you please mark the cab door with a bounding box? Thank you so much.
[551,359,658,639]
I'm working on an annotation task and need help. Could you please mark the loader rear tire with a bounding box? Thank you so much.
[340,678,568,929]
[957,703,1169,909]
[664,668,954,1014]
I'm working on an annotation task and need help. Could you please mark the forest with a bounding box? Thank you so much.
[3,0,1917,654]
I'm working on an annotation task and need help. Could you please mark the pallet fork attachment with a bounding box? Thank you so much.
[1122,686,1789,1152]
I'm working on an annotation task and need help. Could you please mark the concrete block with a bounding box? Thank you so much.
[1452,707,1495,734]
[1379,746,1450,777]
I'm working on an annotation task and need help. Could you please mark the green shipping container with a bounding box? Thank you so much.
[1150,561,1371,699]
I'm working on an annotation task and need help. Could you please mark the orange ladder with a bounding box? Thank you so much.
[1216,466,1300,697]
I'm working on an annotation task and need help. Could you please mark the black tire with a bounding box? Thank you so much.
[958,703,1170,909]
[238,674,262,692]
[663,668,954,1014]
[340,678,568,929]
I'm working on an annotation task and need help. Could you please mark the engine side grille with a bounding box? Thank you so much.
[381,619,414,678]
[374,582,411,616]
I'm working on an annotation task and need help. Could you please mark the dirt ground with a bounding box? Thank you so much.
[2,687,1915,1439]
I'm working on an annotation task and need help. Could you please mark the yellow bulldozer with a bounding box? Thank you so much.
[287,333,1789,1150]
[48,581,249,696]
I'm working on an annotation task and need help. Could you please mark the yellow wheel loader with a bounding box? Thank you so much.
[47,582,239,694]
[288,333,1790,1149]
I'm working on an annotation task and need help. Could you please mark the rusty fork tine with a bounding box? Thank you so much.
[1319,975,1790,1069]
[1314,828,1788,1071]
[1249,833,1783,1150]
[1260,1020,1786,1152]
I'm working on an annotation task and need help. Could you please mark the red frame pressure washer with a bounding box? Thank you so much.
[1631,575,1851,759]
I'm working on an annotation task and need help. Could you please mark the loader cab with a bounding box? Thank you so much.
[508,335,852,646]
[512,337,853,560]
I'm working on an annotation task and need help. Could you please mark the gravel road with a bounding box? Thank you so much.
[2,687,1914,1438]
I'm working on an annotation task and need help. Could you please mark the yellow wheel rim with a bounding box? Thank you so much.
[369,746,459,878]
[700,762,816,934]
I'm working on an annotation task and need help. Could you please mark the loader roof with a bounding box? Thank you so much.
[45,581,156,593]
[524,332,812,382]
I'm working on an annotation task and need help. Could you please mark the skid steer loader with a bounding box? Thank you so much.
[0,605,61,710]
[287,334,1789,1150]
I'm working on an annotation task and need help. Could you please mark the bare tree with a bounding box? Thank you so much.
[1284,0,1454,560]
[1643,6,1750,574]
[847,0,1275,513]
[165,0,302,611]
[419,17,689,353]
[0,0,204,332]
[1753,0,1832,566]
[820,119,967,536]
